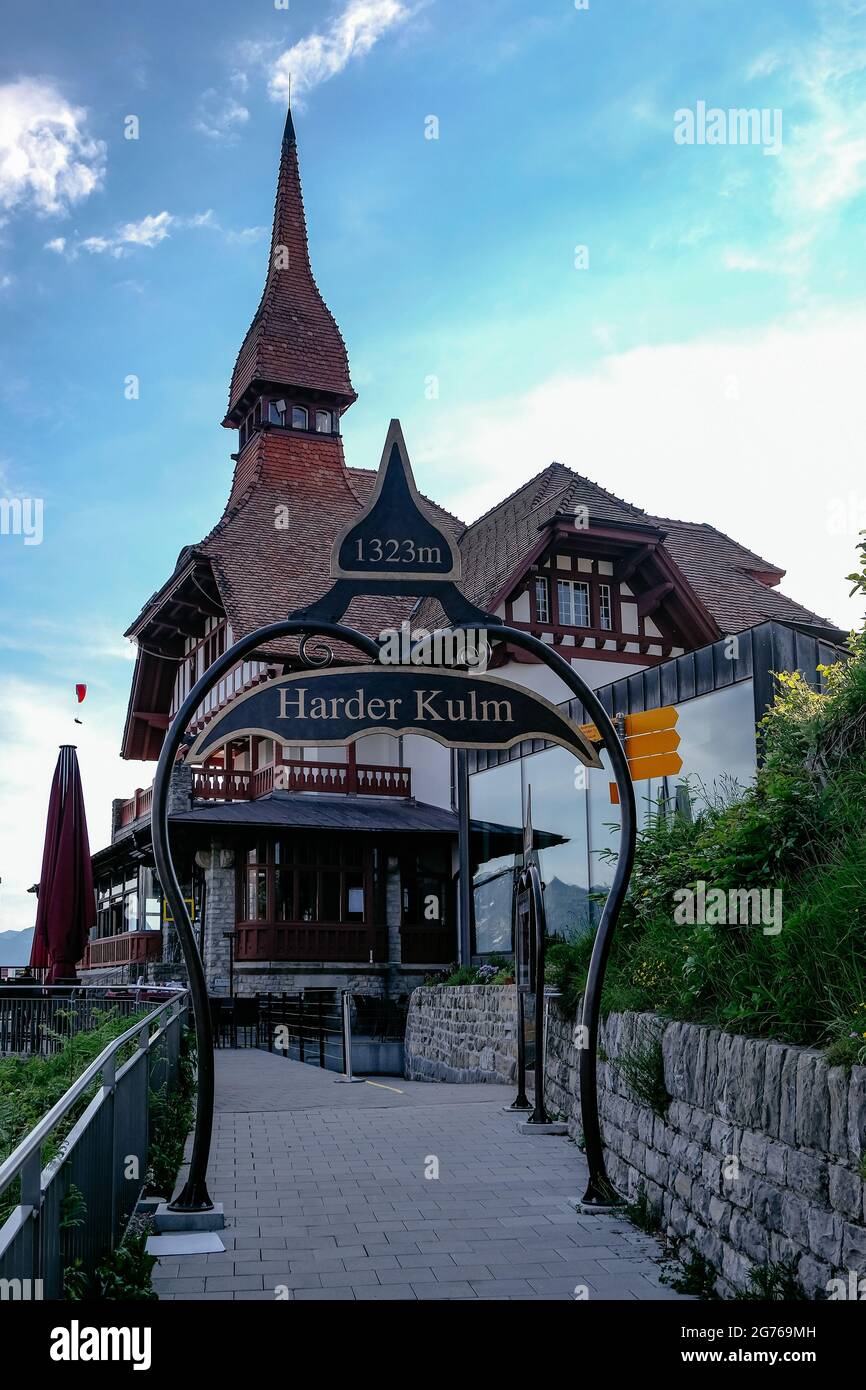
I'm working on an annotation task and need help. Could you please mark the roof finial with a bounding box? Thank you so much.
[283,73,296,146]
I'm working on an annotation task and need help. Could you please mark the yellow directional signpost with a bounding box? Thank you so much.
[579,706,682,803]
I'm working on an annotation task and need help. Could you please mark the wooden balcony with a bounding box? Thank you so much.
[84,931,162,968]
[191,760,411,802]
[234,922,388,964]
[116,759,411,829]
[118,785,153,828]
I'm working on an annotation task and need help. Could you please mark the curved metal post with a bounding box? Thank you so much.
[151,618,380,1212]
[453,623,637,1205]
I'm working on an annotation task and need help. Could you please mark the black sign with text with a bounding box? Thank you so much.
[186,666,603,767]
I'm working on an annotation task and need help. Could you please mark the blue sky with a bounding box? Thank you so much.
[1,0,865,931]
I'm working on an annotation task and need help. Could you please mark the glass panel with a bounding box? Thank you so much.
[298,871,316,921]
[320,872,340,922]
[344,874,365,921]
[315,410,331,433]
[123,892,139,933]
[557,579,590,627]
[275,870,294,921]
[523,745,592,940]
[599,583,613,630]
[247,869,268,921]
[469,758,522,953]
[292,406,308,429]
[534,576,549,623]
[473,861,515,954]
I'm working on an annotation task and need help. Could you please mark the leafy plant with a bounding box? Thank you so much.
[543,540,866,1056]
[146,1026,196,1198]
[626,1183,662,1234]
[741,1259,807,1302]
[617,1039,669,1116]
[659,1241,719,1299]
[93,1233,158,1302]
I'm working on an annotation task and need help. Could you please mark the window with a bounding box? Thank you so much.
[268,400,286,426]
[557,578,590,627]
[534,576,550,624]
[291,406,308,430]
[242,837,368,924]
[599,583,613,631]
[315,409,331,434]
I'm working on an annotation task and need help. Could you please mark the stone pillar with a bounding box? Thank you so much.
[168,762,192,814]
[196,839,235,993]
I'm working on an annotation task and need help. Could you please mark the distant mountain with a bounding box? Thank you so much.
[0,928,35,966]
[543,877,607,939]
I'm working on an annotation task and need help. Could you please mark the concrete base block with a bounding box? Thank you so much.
[517,1120,569,1136]
[566,1194,624,1214]
[153,1201,225,1232]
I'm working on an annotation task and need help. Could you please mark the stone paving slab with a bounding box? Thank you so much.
[154,1049,687,1303]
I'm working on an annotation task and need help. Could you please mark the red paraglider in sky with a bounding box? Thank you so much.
[75,684,87,703]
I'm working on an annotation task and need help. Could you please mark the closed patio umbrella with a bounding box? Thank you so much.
[29,745,95,983]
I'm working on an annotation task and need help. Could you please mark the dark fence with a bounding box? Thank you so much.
[208,991,409,1074]
[0,986,179,1058]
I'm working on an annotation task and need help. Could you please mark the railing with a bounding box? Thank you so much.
[234,922,388,963]
[83,931,162,969]
[117,784,153,828]
[256,991,409,1073]
[0,985,171,1058]
[191,759,411,802]
[0,991,187,1300]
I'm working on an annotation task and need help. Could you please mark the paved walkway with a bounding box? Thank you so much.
[154,1050,685,1301]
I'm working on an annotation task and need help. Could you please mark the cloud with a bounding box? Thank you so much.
[417,308,866,632]
[0,78,105,216]
[194,89,250,141]
[0,273,12,291]
[265,0,416,105]
[47,210,217,260]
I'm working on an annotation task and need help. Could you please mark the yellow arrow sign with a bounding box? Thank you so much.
[625,728,681,758]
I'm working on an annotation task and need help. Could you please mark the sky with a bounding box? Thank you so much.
[1,0,865,934]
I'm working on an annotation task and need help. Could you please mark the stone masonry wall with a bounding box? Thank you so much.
[405,985,866,1297]
[404,985,519,1084]
[545,999,866,1298]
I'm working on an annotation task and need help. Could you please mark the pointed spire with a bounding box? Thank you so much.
[282,74,296,147]
[224,98,355,426]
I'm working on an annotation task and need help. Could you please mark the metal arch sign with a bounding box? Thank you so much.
[185,665,603,768]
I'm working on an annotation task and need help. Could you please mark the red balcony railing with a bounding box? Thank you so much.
[191,760,411,802]
[118,785,153,828]
[117,759,411,830]
[83,931,162,968]
[234,922,388,963]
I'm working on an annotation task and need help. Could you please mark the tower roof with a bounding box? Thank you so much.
[224,102,355,425]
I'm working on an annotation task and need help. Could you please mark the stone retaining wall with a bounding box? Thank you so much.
[405,984,866,1297]
[404,985,519,1084]
[545,999,866,1298]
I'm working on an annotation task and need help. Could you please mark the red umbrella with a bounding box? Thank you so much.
[29,745,95,983]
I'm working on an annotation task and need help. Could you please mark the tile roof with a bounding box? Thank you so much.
[225,110,354,420]
[416,461,834,635]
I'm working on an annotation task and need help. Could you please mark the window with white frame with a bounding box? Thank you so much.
[557,578,590,627]
[534,576,550,623]
[599,583,613,630]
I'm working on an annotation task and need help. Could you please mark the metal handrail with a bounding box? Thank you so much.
[0,991,185,1197]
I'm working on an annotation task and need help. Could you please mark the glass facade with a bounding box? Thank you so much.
[468,678,759,956]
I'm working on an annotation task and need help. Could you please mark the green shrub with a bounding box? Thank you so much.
[617,1039,669,1116]
[544,539,866,1055]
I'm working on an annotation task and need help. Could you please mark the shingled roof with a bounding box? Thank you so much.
[224,105,355,423]
[417,461,835,635]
